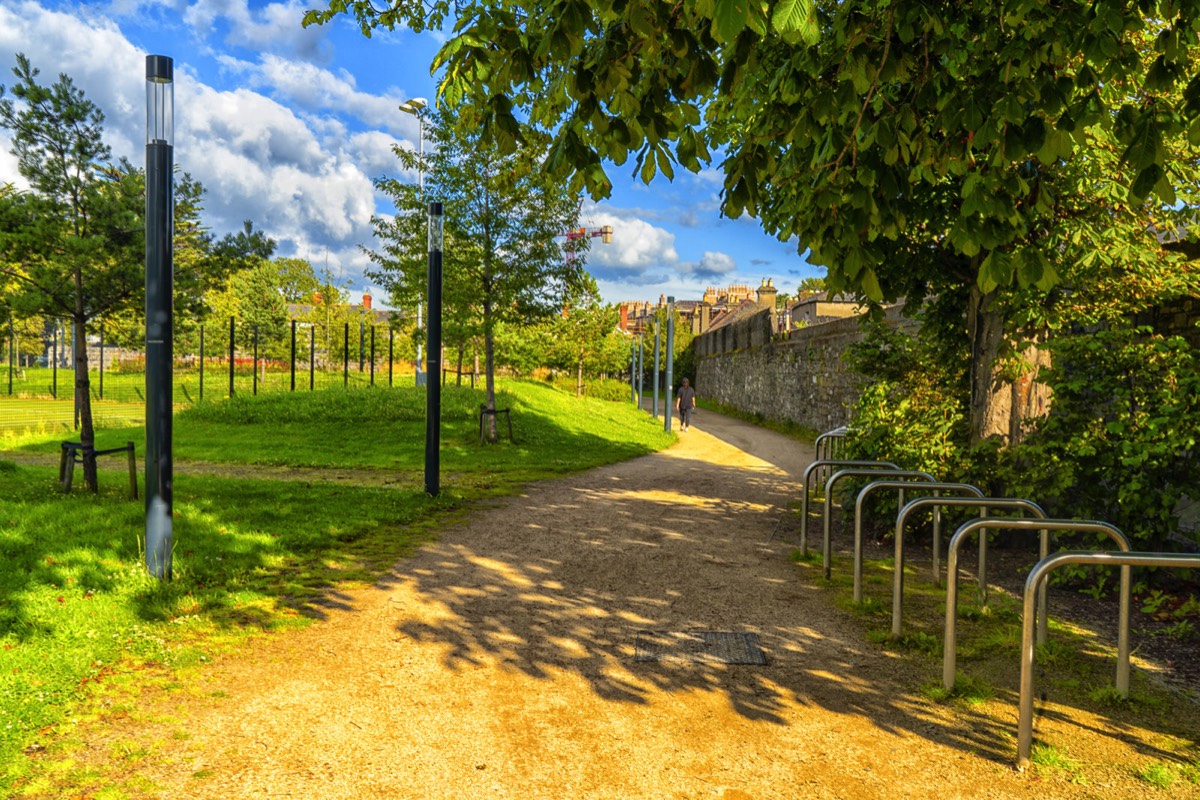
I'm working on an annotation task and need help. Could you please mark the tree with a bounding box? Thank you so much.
[308,1,1200,445]
[545,275,619,396]
[0,55,142,490]
[367,105,584,440]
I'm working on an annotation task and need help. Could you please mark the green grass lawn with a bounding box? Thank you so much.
[0,380,673,787]
[0,366,416,436]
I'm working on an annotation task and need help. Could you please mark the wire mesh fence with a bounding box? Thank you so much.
[0,315,418,438]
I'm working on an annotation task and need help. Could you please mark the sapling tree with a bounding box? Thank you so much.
[367,105,584,441]
[0,55,141,490]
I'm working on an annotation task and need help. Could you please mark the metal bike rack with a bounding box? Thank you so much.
[852,481,984,603]
[893,497,1046,639]
[944,519,1131,694]
[814,426,849,464]
[823,469,934,579]
[797,459,899,554]
[1017,550,1200,770]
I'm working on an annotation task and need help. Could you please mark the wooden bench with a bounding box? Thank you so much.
[478,405,513,444]
[59,441,138,498]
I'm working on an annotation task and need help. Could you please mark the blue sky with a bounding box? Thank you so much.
[0,0,822,305]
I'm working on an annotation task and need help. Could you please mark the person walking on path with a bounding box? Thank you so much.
[676,377,696,431]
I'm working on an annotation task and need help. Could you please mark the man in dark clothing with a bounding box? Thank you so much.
[676,377,696,431]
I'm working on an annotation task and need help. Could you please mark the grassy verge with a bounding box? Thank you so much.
[696,398,820,442]
[0,380,674,787]
[792,541,1200,786]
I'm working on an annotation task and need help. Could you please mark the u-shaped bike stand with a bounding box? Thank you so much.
[798,459,898,554]
[850,481,984,604]
[1016,550,1200,770]
[944,518,1131,695]
[892,497,1047,639]
[822,469,934,579]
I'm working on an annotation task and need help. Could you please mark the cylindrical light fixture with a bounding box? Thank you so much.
[144,54,174,580]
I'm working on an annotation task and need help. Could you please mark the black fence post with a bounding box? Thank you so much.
[359,319,365,373]
[309,326,315,390]
[388,327,394,387]
[199,323,204,402]
[290,319,296,392]
[370,326,375,386]
[6,319,13,397]
[252,324,259,396]
[98,321,105,401]
[228,316,235,398]
[343,322,349,387]
[52,325,57,399]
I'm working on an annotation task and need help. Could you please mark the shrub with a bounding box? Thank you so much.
[1001,327,1200,551]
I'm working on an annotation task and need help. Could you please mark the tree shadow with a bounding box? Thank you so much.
[379,448,1200,769]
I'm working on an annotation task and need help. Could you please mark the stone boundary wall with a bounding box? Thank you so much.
[694,305,916,433]
[1135,295,1200,348]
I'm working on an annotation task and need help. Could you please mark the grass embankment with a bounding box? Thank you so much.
[0,380,673,789]
[0,367,415,436]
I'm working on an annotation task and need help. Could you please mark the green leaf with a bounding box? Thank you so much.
[772,0,817,45]
[1129,163,1162,203]
[639,150,657,184]
[860,268,883,302]
[1121,116,1160,170]
[1155,169,1177,206]
[712,0,750,42]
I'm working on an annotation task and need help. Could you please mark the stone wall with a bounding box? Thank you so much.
[1135,295,1200,348]
[694,305,916,433]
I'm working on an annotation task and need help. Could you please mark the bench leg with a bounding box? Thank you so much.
[126,443,138,500]
[59,444,69,487]
[62,456,75,493]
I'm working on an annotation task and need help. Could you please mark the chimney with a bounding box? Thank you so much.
[659,293,665,307]
[757,278,778,332]
[699,303,711,333]
[619,303,629,331]
[362,293,373,310]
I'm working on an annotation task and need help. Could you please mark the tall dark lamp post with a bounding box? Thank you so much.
[425,201,443,497]
[664,297,675,433]
[145,55,174,580]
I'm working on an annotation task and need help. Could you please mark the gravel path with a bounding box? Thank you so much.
[29,410,1200,798]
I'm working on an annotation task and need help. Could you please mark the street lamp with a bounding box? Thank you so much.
[399,97,429,384]
[145,54,174,580]
[398,97,428,192]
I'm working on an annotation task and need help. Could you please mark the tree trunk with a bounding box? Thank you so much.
[1008,334,1052,444]
[576,353,584,397]
[966,285,1012,445]
[483,301,498,443]
[966,285,1051,446]
[456,342,464,387]
[73,311,98,492]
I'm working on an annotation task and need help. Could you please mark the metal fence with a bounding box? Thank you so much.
[0,316,418,437]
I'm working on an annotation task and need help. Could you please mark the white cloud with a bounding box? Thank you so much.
[583,209,678,272]
[254,55,411,133]
[182,0,331,63]
[680,251,737,279]
[0,3,387,288]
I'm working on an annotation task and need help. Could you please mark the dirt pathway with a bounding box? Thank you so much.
[42,411,1198,798]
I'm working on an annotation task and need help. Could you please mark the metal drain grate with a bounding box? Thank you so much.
[634,630,767,665]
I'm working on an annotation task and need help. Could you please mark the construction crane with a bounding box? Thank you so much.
[561,223,614,265]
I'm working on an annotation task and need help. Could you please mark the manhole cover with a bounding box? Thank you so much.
[634,630,767,665]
